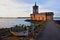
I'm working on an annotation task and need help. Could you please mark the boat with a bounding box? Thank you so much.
[10,30,28,36]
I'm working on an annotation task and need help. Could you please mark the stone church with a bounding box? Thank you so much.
[30,3,54,21]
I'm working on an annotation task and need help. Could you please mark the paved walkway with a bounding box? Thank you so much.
[35,21,60,40]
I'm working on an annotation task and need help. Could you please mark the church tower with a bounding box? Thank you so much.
[33,2,39,14]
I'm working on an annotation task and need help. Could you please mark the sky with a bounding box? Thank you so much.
[0,0,60,17]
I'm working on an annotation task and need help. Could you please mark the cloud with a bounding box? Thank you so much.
[0,0,59,17]
[38,0,60,17]
[0,0,33,17]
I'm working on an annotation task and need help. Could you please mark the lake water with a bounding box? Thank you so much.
[0,17,60,28]
[0,18,30,28]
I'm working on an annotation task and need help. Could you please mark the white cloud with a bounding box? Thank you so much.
[0,0,59,17]
[0,0,33,17]
[38,0,60,17]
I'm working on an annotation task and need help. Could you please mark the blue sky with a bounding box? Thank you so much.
[0,0,60,17]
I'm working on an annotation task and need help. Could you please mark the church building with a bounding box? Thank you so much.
[30,2,54,21]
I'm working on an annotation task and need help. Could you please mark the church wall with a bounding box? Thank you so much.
[30,3,54,21]
[30,13,47,21]
[47,15,53,21]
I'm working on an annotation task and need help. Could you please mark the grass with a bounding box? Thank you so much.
[54,20,60,28]
[0,28,9,34]
[54,20,60,25]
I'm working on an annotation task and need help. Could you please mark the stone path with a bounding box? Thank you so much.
[35,21,60,40]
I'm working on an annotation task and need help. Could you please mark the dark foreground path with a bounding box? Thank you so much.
[35,21,60,40]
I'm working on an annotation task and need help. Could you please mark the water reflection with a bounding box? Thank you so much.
[0,18,30,28]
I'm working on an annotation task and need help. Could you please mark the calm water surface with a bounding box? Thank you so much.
[0,18,30,28]
[0,17,60,28]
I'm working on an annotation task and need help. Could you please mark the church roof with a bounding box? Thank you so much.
[31,12,54,15]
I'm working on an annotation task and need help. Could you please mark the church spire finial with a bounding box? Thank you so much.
[35,2,36,6]
[33,2,38,13]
